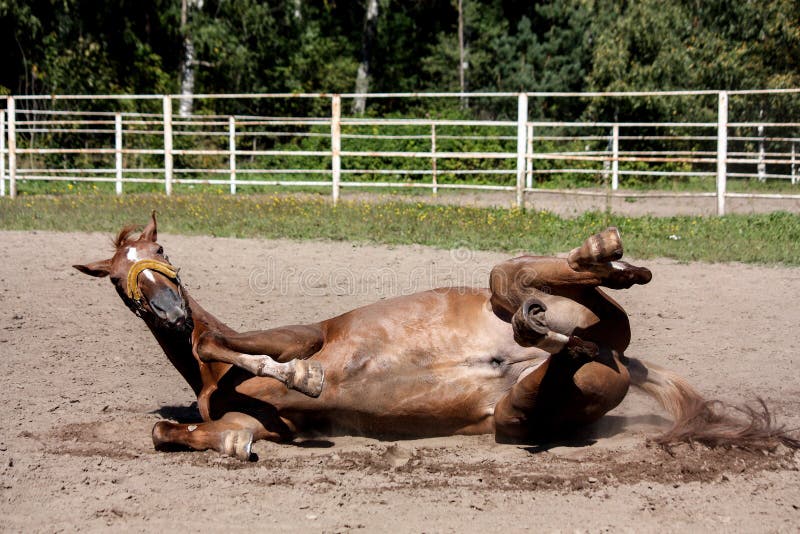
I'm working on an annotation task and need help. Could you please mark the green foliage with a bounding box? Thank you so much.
[585,0,800,121]
[0,0,178,95]
[3,0,798,119]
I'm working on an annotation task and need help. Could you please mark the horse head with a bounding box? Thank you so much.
[73,211,191,331]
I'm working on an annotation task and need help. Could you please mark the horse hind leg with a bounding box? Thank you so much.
[489,227,651,325]
[151,412,285,461]
[567,227,652,289]
[511,296,601,357]
[494,349,630,443]
[567,227,624,270]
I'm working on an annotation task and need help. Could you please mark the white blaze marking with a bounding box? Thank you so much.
[610,261,625,271]
[187,424,197,432]
[127,247,156,282]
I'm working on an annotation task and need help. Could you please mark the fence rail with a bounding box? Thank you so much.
[2,91,799,214]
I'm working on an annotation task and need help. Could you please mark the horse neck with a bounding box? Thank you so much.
[142,293,232,396]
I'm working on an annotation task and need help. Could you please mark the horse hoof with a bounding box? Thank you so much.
[291,360,325,398]
[151,420,173,451]
[565,335,600,359]
[568,227,623,270]
[221,429,254,461]
[605,262,653,288]
[512,298,549,346]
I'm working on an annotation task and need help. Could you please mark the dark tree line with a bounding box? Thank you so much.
[2,0,799,119]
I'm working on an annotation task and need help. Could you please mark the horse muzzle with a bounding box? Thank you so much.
[125,259,189,328]
[147,287,189,328]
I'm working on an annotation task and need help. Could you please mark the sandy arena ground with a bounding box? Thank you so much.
[1,229,799,532]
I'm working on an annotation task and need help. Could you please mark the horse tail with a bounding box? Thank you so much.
[623,356,800,451]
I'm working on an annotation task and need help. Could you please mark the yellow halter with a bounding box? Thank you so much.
[125,259,180,301]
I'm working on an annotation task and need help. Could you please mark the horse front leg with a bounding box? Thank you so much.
[152,411,288,460]
[193,326,325,398]
[210,324,324,363]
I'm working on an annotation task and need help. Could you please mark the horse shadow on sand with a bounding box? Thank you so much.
[151,403,669,455]
[519,413,671,453]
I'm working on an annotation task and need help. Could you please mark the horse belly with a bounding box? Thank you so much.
[311,339,546,437]
[283,288,550,437]
[319,365,506,436]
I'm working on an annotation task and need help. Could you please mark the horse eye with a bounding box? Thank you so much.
[156,247,164,255]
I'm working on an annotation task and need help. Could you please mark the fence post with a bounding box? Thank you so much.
[525,123,533,189]
[229,116,236,195]
[7,96,16,198]
[515,93,528,209]
[792,141,797,185]
[115,113,123,195]
[602,128,611,184]
[716,91,728,216]
[431,123,438,195]
[162,95,173,195]
[331,95,341,204]
[611,123,620,191]
[757,124,766,182]
[0,110,5,197]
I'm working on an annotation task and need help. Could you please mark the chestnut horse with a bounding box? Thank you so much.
[74,213,797,460]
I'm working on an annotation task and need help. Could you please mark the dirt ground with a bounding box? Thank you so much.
[1,229,799,532]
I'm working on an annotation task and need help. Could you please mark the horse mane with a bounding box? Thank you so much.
[112,224,140,250]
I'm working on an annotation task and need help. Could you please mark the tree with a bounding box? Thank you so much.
[0,0,177,96]
[585,0,800,121]
[178,0,203,117]
[353,0,380,114]
[0,0,796,125]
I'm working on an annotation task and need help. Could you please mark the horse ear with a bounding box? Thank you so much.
[73,259,112,278]
[140,210,158,242]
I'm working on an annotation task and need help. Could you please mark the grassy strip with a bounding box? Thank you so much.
[12,174,800,196]
[1,193,799,265]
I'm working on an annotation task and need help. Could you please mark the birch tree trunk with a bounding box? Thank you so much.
[352,0,379,115]
[458,0,468,109]
[292,0,302,22]
[178,0,203,118]
[757,107,766,182]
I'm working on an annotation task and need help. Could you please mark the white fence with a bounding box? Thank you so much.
[2,90,800,215]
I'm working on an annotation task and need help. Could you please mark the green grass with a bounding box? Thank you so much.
[1,192,799,265]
